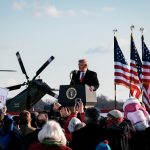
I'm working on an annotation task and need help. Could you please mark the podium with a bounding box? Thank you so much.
[58,84,97,106]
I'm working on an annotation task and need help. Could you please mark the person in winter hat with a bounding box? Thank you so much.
[96,140,111,150]
[28,120,72,150]
[0,103,26,150]
[68,117,82,133]
[106,109,123,127]
[123,97,150,131]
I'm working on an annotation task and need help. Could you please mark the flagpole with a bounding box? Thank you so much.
[113,28,118,109]
[140,28,150,109]
[140,27,144,103]
[130,25,143,100]
[140,27,144,52]
[129,25,135,97]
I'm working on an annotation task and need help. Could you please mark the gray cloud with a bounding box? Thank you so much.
[102,6,116,12]
[44,5,62,17]
[80,9,101,16]
[86,46,110,54]
[12,1,27,11]
[0,45,17,54]
[11,1,116,18]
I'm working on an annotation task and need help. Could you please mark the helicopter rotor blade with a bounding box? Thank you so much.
[49,88,59,91]
[6,82,26,91]
[16,51,29,81]
[46,90,58,99]
[32,56,54,80]
[0,70,16,72]
[33,79,59,99]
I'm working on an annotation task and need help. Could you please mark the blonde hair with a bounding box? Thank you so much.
[38,120,67,146]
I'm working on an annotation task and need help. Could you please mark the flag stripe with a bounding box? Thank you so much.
[115,72,130,80]
[115,79,130,87]
[115,65,130,73]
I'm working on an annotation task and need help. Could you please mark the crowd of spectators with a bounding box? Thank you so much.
[0,96,150,150]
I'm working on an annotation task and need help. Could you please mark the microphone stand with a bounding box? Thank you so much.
[70,71,76,86]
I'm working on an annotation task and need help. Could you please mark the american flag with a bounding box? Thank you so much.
[114,36,130,88]
[142,35,150,109]
[130,34,142,99]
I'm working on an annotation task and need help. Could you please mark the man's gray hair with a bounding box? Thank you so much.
[78,59,88,64]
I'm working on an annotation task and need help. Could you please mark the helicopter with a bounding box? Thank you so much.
[6,52,58,113]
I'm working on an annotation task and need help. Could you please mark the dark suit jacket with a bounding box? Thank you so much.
[70,69,99,91]
[71,124,106,150]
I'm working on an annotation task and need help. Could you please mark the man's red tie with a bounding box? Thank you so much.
[80,72,84,82]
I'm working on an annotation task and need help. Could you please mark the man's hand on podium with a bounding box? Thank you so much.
[89,86,94,91]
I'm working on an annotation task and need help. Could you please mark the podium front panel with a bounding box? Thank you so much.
[58,85,86,106]
[58,85,96,106]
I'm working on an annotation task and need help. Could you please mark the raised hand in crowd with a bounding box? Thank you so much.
[60,107,71,118]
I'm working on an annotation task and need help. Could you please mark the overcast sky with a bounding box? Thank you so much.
[0,0,150,102]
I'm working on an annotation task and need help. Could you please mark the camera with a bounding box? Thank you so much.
[75,98,82,106]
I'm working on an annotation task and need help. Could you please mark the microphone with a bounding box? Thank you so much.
[70,70,78,75]
[70,70,77,85]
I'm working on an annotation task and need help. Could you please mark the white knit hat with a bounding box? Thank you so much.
[68,117,81,133]
[107,109,123,119]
